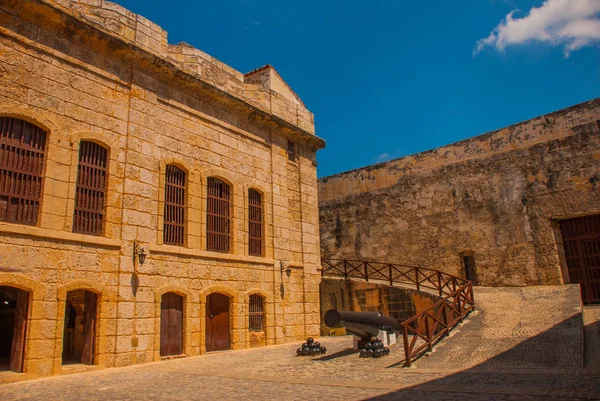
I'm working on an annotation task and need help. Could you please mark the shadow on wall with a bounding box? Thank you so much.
[320,278,440,330]
[364,314,595,400]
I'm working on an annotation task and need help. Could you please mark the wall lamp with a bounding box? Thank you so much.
[280,260,292,277]
[133,241,147,265]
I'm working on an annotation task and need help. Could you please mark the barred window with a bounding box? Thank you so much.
[248,189,263,256]
[0,117,47,225]
[207,177,231,253]
[163,165,186,246]
[73,141,108,235]
[249,294,265,332]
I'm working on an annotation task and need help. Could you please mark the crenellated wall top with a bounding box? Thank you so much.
[319,98,600,202]
[2,0,322,147]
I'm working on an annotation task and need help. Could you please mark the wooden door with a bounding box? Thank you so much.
[561,215,600,304]
[206,293,229,352]
[160,293,183,356]
[81,291,97,365]
[9,289,28,372]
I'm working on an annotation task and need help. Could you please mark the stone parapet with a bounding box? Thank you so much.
[319,98,600,202]
[2,0,321,145]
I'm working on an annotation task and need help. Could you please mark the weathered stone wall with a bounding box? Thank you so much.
[0,0,324,381]
[319,99,600,287]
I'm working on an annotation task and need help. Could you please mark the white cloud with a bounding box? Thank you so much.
[375,152,391,163]
[251,20,261,26]
[474,0,600,56]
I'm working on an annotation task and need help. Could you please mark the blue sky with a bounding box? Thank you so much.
[117,0,600,178]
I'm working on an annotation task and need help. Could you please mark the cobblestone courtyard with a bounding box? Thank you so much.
[1,336,599,401]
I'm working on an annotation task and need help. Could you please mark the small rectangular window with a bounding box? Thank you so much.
[73,141,108,235]
[207,177,231,253]
[249,294,264,332]
[0,117,46,225]
[287,140,296,162]
[163,165,186,246]
[248,189,263,256]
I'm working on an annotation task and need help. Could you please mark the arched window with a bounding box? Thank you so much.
[207,177,231,253]
[73,141,108,235]
[0,117,47,225]
[164,165,186,246]
[248,188,263,256]
[248,294,265,332]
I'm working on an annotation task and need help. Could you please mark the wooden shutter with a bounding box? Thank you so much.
[81,291,97,365]
[73,141,108,235]
[164,165,186,246]
[0,117,47,225]
[248,189,263,256]
[207,177,231,253]
[248,294,264,332]
[206,293,230,351]
[560,215,600,304]
[9,289,29,372]
[160,292,183,356]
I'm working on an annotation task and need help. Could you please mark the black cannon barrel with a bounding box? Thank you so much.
[324,309,400,340]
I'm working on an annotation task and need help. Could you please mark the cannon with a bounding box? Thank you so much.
[323,309,400,340]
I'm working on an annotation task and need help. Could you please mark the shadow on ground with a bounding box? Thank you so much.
[361,314,600,400]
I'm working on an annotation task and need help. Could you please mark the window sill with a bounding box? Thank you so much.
[148,244,275,265]
[0,223,121,248]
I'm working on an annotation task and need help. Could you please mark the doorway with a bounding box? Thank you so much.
[160,292,183,357]
[0,286,28,372]
[560,215,600,304]
[206,293,230,352]
[459,251,477,285]
[62,290,97,365]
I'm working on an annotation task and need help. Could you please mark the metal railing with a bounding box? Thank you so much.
[321,258,475,367]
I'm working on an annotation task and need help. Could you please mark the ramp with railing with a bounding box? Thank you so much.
[321,258,475,367]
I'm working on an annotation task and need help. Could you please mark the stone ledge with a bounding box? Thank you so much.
[0,371,27,385]
[60,364,100,376]
[0,223,121,248]
[148,244,275,265]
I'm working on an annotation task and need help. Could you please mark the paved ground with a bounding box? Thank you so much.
[584,305,600,370]
[1,285,596,400]
[415,286,584,370]
[1,336,599,401]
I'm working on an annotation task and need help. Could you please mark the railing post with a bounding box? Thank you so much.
[402,324,411,367]
[437,271,443,297]
[344,260,348,280]
[415,268,420,292]
[364,262,369,282]
[424,314,432,352]
[389,264,393,286]
[457,292,463,323]
[441,302,449,337]
[469,283,474,310]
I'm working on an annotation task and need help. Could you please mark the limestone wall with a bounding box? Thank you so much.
[0,0,324,381]
[319,99,600,286]
[40,0,316,135]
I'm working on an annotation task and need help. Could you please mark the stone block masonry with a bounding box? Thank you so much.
[319,98,600,287]
[0,0,324,381]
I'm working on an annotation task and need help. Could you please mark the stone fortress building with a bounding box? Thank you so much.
[319,99,600,304]
[0,0,325,380]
